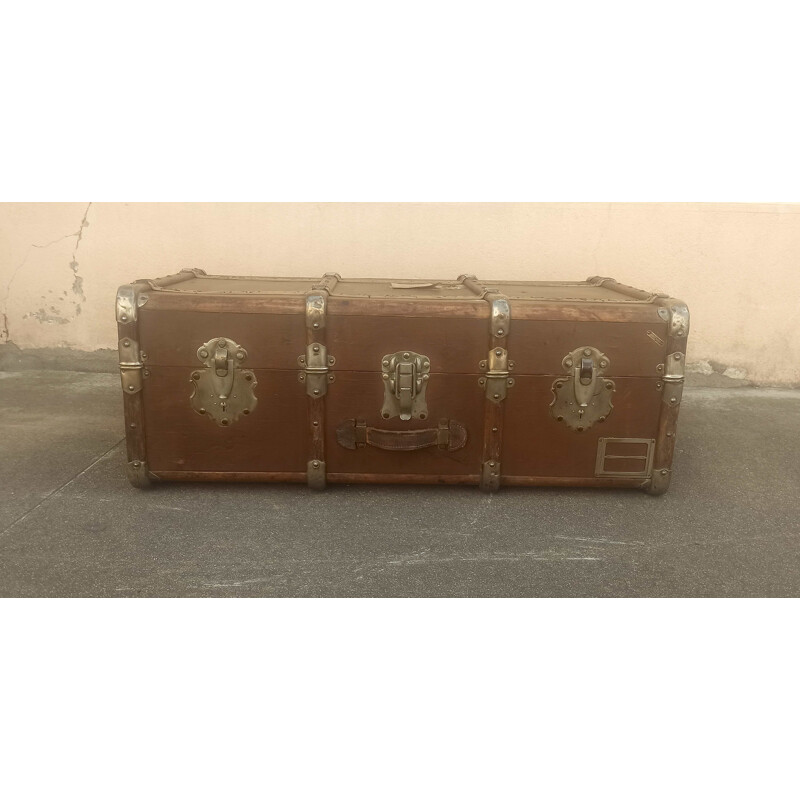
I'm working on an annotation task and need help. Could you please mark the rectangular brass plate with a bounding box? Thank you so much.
[595,437,655,478]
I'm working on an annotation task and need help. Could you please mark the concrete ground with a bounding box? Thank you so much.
[0,370,798,597]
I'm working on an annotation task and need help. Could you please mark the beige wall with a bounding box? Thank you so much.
[1,202,798,385]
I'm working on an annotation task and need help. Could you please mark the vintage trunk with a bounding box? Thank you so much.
[116,270,689,493]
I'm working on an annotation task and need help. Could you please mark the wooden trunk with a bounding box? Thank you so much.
[116,270,689,493]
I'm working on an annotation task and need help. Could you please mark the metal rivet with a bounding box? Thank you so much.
[313,322,319,328]
[313,345,320,353]
[493,393,500,399]
[199,408,206,414]
[565,359,573,368]
[496,329,504,336]
[120,315,128,322]
[382,360,389,368]
[666,432,673,437]
[313,389,320,395]
[192,372,200,380]
[221,419,229,425]
[143,370,150,377]
[328,374,335,382]
[199,350,208,358]
[657,365,664,372]
[312,461,320,469]
[403,352,410,359]
[488,461,495,467]
[130,423,136,428]
[479,361,487,369]
[122,340,130,347]
[495,349,502,356]
[583,348,592,356]
[132,460,140,468]
[674,353,682,360]
[605,382,613,389]
[492,427,498,432]
[661,469,668,475]
[507,379,513,386]
[299,374,305,381]
[382,373,389,379]
[599,416,606,422]
[128,385,135,391]
[236,352,244,360]
[218,340,226,348]
[600,360,608,368]
[423,374,429,381]
[313,421,319,426]
[479,378,486,385]
[670,397,677,404]
[243,409,250,415]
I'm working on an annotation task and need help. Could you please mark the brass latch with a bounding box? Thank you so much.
[550,346,615,432]
[190,337,258,426]
[479,347,515,403]
[381,351,430,421]
[298,343,336,397]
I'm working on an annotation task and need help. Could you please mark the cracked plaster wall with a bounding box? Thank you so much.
[1,202,799,385]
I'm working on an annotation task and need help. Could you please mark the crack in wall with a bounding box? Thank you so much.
[1,202,92,343]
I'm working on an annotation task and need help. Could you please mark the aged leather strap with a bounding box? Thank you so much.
[336,419,467,452]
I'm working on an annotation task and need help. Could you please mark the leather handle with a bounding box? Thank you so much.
[336,419,468,452]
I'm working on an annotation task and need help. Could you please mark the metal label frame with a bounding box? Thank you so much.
[595,437,655,478]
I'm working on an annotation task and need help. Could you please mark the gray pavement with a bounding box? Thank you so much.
[0,370,798,597]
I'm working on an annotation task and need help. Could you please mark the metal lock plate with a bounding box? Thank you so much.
[298,343,335,397]
[381,351,430,421]
[550,346,615,432]
[190,337,257,426]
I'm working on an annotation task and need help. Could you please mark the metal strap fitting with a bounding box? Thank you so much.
[479,347,515,403]
[298,343,335,397]
[481,460,501,492]
[307,459,326,490]
[489,295,510,339]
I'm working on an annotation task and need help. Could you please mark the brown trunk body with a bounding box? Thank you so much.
[116,270,689,493]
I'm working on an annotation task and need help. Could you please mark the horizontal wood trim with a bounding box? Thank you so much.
[328,298,489,318]
[150,471,307,482]
[326,473,481,485]
[144,294,306,314]
[510,303,663,322]
[501,475,648,488]
[148,471,647,488]
[142,291,661,322]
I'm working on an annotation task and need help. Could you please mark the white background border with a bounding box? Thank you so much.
[1,1,798,797]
